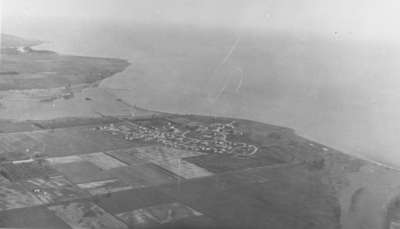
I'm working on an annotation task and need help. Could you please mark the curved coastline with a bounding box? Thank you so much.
[2,34,400,229]
[2,34,398,172]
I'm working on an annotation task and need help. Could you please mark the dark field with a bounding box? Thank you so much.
[0,43,129,90]
[0,114,396,228]
[2,10,400,228]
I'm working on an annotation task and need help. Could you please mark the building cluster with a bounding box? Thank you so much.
[97,121,258,157]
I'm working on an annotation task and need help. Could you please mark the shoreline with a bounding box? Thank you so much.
[3,35,399,174]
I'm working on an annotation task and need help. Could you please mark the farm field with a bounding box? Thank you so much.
[0,35,399,227]
[0,114,397,228]
[0,39,129,90]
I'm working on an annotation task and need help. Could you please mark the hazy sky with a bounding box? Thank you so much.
[2,0,400,43]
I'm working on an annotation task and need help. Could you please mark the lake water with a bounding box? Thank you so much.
[7,22,400,166]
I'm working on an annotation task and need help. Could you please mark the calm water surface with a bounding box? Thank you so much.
[10,22,400,166]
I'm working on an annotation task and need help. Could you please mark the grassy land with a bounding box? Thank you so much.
[0,114,363,228]
[0,48,129,90]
